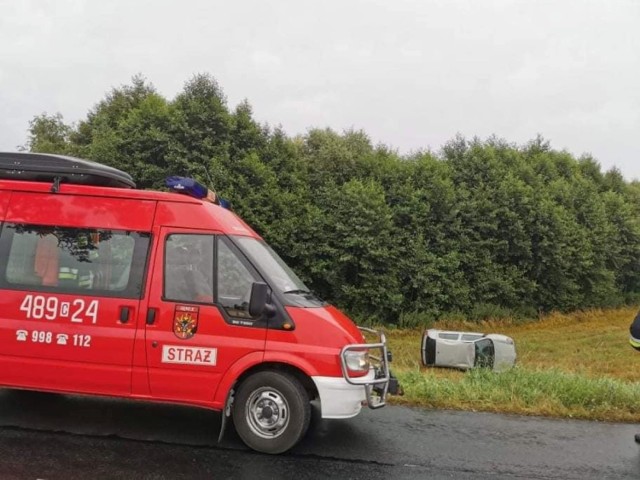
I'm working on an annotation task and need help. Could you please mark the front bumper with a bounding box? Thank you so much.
[311,371,374,419]
[340,327,390,409]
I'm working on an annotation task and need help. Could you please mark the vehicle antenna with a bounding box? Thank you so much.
[201,163,216,190]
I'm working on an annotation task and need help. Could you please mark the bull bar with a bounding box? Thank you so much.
[339,327,390,409]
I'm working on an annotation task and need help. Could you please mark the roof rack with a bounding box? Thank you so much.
[0,152,136,189]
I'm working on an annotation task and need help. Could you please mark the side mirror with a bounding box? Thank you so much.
[249,282,270,317]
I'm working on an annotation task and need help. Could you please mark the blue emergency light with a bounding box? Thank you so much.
[165,176,231,210]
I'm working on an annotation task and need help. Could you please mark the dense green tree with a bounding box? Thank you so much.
[23,113,72,154]
[21,74,640,323]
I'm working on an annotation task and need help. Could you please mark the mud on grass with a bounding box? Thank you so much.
[384,306,640,422]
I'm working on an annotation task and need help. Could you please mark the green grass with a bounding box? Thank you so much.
[385,306,640,422]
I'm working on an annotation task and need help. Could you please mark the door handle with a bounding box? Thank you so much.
[119,306,130,324]
[146,308,157,325]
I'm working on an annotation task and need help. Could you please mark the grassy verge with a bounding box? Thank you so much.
[384,306,640,422]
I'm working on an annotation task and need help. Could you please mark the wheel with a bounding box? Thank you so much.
[232,370,311,454]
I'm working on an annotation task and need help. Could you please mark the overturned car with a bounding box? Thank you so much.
[421,329,516,372]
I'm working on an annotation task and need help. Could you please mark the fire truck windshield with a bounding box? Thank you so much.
[232,236,324,307]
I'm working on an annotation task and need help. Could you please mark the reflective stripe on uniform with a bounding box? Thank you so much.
[630,336,640,349]
[59,267,79,280]
[78,272,94,288]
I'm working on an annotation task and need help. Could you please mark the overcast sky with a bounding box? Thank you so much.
[1,0,638,178]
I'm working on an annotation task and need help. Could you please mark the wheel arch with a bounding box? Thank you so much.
[213,353,320,407]
[235,362,319,403]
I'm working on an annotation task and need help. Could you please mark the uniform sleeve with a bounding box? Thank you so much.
[629,311,640,351]
[34,234,59,286]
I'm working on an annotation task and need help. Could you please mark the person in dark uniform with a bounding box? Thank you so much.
[629,312,640,443]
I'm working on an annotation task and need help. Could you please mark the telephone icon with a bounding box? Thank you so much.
[16,330,28,342]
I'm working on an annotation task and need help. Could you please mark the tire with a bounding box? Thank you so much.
[232,370,311,454]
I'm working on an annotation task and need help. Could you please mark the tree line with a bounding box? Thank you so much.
[23,74,640,325]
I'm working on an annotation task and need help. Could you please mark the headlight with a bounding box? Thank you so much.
[344,350,370,372]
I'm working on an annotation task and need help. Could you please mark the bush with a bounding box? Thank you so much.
[469,303,518,321]
[398,310,435,329]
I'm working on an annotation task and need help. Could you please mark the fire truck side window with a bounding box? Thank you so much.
[217,237,260,319]
[0,224,150,299]
[164,234,214,304]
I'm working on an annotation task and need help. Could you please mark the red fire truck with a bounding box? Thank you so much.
[0,152,394,454]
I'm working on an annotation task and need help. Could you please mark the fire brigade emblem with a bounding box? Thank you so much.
[173,305,199,339]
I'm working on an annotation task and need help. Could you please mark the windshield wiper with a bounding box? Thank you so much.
[282,289,313,295]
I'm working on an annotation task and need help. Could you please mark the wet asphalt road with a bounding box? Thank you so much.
[0,389,639,479]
